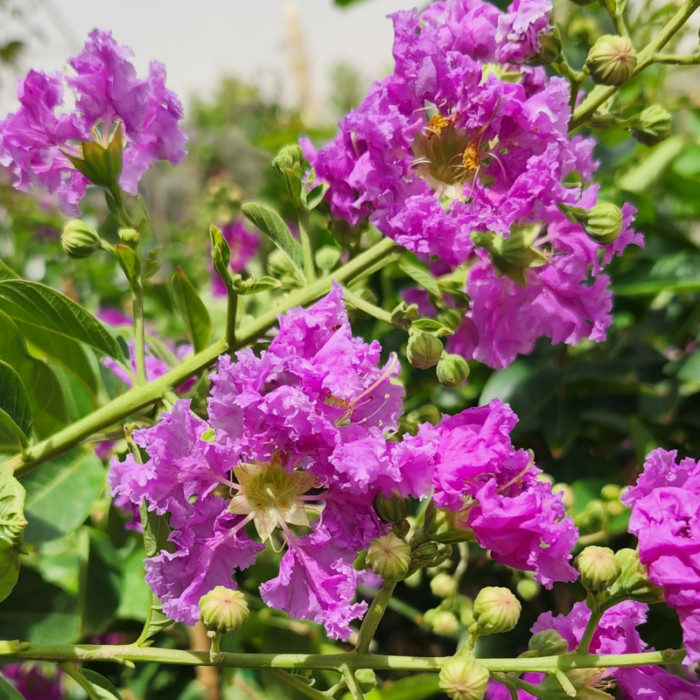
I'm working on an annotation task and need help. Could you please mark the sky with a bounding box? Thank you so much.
[1,0,419,119]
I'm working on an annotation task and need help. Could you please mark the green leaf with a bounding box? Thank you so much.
[0,673,27,700]
[79,669,123,700]
[398,257,442,301]
[236,276,282,296]
[116,547,150,621]
[114,244,141,286]
[84,529,123,633]
[136,591,173,646]
[0,280,126,370]
[51,363,97,423]
[0,409,28,455]
[0,565,80,643]
[364,674,440,700]
[171,267,211,354]
[541,399,581,458]
[618,135,685,194]
[22,448,106,544]
[411,318,453,337]
[0,361,31,438]
[241,202,306,281]
[0,466,27,549]
[140,502,174,558]
[0,259,19,282]
[0,548,20,604]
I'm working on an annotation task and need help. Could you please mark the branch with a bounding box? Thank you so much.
[5,237,397,477]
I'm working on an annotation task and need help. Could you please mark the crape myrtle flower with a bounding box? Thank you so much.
[0,29,187,215]
[531,600,700,698]
[2,663,64,700]
[485,674,544,700]
[210,219,259,297]
[447,186,643,369]
[303,0,596,267]
[430,399,578,587]
[622,448,700,665]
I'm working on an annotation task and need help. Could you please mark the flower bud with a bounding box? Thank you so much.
[586,35,637,86]
[516,578,540,601]
[528,629,569,656]
[199,586,250,636]
[436,353,470,388]
[601,484,622,501]
[373,490,411,526]
[407,331,444,370]
[431,572,458,598]
[355,669,377,693]
[607,548,665,604]
[584,203,623,245]
[438,655,490,700]
[424,501,474,544]
[528,27,562,66]
[412,541,440,564]
[553,483,575,509]
[575,546,622,592]
[118,228,140,243]
[473,587,521,635]
[272,144,304,176]
[62,220,102,259]
[366,533,411,580]
[432,610,460,637]
[631,105,672,147]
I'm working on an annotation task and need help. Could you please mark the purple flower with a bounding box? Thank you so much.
[448,187,643,369]
[495,0,554,64]
[622,448,700,665]
[486,674,544,700]
[432,400,578,587]
[210,219,259,297]
[532,600,700,697]
[0,30,187,214]
[304,0,595,267]
[2,663,63,700]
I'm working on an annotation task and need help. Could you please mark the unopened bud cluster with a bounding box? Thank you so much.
[366,533,411,580]
[575,546,622,592]
[472,587,521,635]
[439,655,489,700]
[199,586,250,636]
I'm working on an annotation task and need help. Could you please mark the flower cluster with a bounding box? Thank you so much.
[210,219,259,297]
[622,448,700,665]
[0,30,187,214]
[110,286,579,639]
[304,0,642,370]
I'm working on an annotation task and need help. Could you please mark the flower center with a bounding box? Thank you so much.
[228,462,317,542]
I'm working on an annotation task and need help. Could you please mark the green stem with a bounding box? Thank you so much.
[570,0,700,130]
[341,664,366,700]
[576,605,604,653]
[225,284,239,349]
[0,644,685,672]
[265,669,329,700]
[355,580,397,654]
[299,208,317,283]
[132,278,147,385]
[343,287,394,326]
[554,669,576,697]
[652,51,700,64]
[6,237,397,477]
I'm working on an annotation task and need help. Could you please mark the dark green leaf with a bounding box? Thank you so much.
[140,502,174,557]
[306,183,328,210]
[411,319,453,337]
[0,548,20,604]
[79,669,123,700]
[114,244,141,285]
[136,591,173,645]
[0,565,79,643]
[241,202,305,280]
[0,280,126,367]
[84,529,123,633]
[398,258,442,301]
[364,674,440,700]
[22,448,105,544]
[0,259,19,281]
[116,548,149,621]
[236,276,282,295]
[171,268,211,354]
[0,361,31,438]
[541,399,581,458]
[51,363,97,422]
[0,409,28,455]
[618,136,684,194]
[0,466,27,549]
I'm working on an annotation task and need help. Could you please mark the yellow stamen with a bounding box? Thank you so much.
[462,142,481,172]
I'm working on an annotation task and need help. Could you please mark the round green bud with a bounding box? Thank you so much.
[407,331,444,370]
[608,548,665,603]
[61,220,102,259]
[601,484,622,501]
[528,28,562,66]
[584,203,623,245]
[366,533,411,580]
[431,572,458,599]
[528,629,569,656]
[373,490,410,526]
[118,228,140,243]
[272,144,304,175]
[438,655,490,700]
[516,578,540,602]
[412,541,440,564]
[436,353,470,388]
[586,35,637,87]
[355,669,377,693]
[432,610,460,637]
[199,586,250,636]
[575,546,622,592]
[631,105,672,147]
[473,587,522,635]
